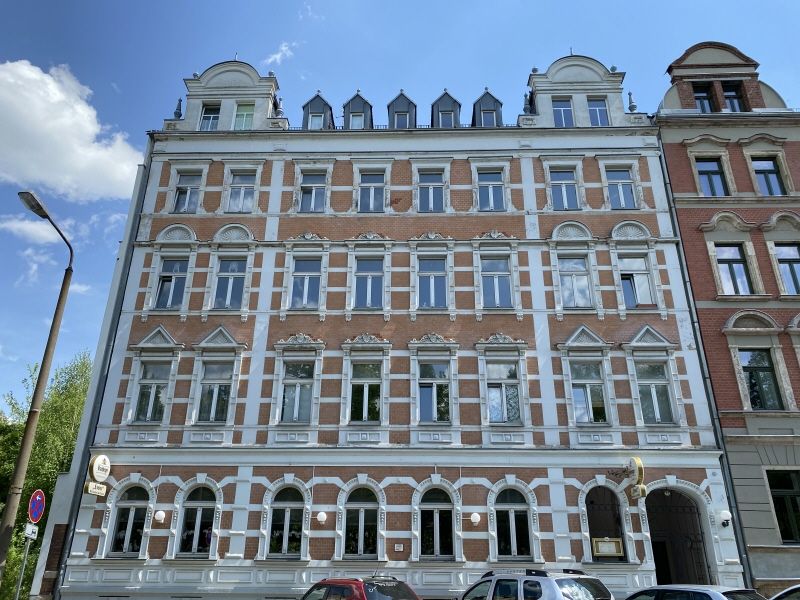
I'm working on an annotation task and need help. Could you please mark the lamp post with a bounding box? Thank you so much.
[0,191,73,580]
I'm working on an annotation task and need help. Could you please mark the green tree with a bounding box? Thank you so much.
[0,351,92,599]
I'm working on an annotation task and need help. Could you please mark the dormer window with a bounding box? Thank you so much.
[552,98,573,128]
[350,113,364,129]
[395,112,409,128]
[309,114,323,130]
[439,111,454,128]
[723,83,744,112]
[693,84,713,113]
[481,110,496,127]
[588,98,609,126]
[199,105,220,131]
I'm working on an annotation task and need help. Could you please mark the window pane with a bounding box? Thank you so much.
[479,171,503,183]
[488,386,504,422]
[344,509,360,554]
[353,362,381,379]
[112,508,131,552]
[621,276,637,308]
[420,510,435,554]
[420,385,434,422]
[420,172,443,184]
[635,363,666,380]
[214,385,230,421]
[496,510,511,555]
[505,385,520,422]
[515,511,531,555]
[350,385,364,421]
[367,384,381,421]
[370,275,383,307]
[205,362,233,379]
[420,362,448,378]
[654,384,673,422]
[482,258,509,272]
[572,386,589,423]
[357,259,383,272]
[436,385,450,421]
[571,362,601,380]
[269,508,286,553]
[438,510,453,555]
[487,363,517,379]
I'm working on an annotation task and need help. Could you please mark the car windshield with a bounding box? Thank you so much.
[556,579,613,600]
[364,581,417,600]
[724,592,767,600]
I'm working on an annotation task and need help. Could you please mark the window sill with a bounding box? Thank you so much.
[277,421,312,427]
[642,422,681,428]
[209,308,245,313]
[287,307,320,312]
[128,421,164,427]
[626,304,658,309]
[193,421,229,427]
[489,422,524,428]
[169,556,216,562]
[481,306,517,311]
[150,307,183,312]
[714,294,771,301]
[575,421,611,427]
[417,421,452,427]
[779,295,800,302]
[263,555,305,562]
[348,421,381,426]
[352,307,384,311]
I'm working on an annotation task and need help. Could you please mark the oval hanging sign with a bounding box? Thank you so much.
[89,454,111,483]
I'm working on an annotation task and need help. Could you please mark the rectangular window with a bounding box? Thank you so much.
[197,362,233,422]
[693,84,713,113]
[588,98,609,126]
[395,112,409,128]
[358,172,384,213]
[481,257,512,308]
[299,172,326,212]
[767,471,800,543]
[619,257,654,308]
[739,350,784,410]
[752,158,786,196]
[214,258,247,309]
[199,105,220,131]
[439,111,454,128]
[487,362,520,424]
[696,159,729,197]
[350,113,364,129]
[559,257,593,308]
[570,362,606,423]
[418,257,447,309]
[135,362,169,422]
[776,244,800,294]
[350,363,381,422]
[233,103,254,130]
[607,169,636,209]
[281,362,313,423]
[723,83,744,112]
[635,363,674,424]
[269,506,303,555]
[553,98,574,128]
[551,170,579,210]
[354,258,383,309]
[478,171,504,211]
[291,258,321,309]
[155,258,188,310]
[715,244,752,295]
[174,173,201,213]
[419,362,450,423]
[419,171,444,212]
[481,110,496,127]
[308,114,323,130]
[227,172,255,213]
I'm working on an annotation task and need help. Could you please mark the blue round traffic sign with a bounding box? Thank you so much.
[28,489,45,524]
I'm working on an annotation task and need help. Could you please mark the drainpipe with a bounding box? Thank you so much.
[654,122,753,587]
[52,132,155,600]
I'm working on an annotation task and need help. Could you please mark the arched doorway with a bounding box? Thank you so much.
[646,489,710,584]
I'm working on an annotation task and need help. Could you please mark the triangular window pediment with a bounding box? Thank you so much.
[561,325,608,348]
[628,325,673,348]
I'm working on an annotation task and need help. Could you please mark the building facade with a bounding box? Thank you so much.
[35,56,743,599]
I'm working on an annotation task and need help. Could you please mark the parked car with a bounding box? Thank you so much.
[625,585,767,600]
[301,576,422,600]
[770,585,800,600]
[461,569,614,600]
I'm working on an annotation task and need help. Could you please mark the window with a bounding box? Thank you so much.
[550,170,579,210]
[493,580,519,600]
[635,363,674,424]
[299,173,325,213]
[767,471,800,543]
[291,258,321,309]
[134,362,169,423]
[227,172,255,213]
[696,158,728,197]
[776,244,800,294]
[464,581,492,600]
[344,488,378,558]
[418,257,447,309]
[199,105,220,131]
[439,111,454,128]
[350,363,381,422]
[420,489,453,559]
[214,259,247,309]
[588,98,609,126]
[269,488,303,557]
[179,487,215,556]
[723,83,744,112]
[481,110,496,127]
[716,244,752,295]
[478,171,504,211]
[693,84,713,113]
[111,487,148,555]
[753,158,786,196]
[280,362,313,423]
[350,113,364,129]
[233,103,254,130]
[419,362,450,423]
[155,259,188,309]
[419,171,444,212]
[570,362,606,423]
[553,98,574,128]
[495,489,531,558]
[197,362,232,422]
[174,173,201,213]
[607,169,636,209]
[619,257,654,308]
[354,258,383,309]
[481,257,512,308]
[358,172,384,213]
[559,257,593,308]
[739,349,783,410]
[487,362,520,424]
[395,112,409,128]
[586,486,625,562]
[308,114,323,130]
[523,582,543,600]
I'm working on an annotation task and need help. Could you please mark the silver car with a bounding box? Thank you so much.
[626,585,767,600]
[461,569,615,600]
[771,586,800,600]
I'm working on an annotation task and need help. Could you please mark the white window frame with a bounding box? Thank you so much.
[476,335,529,429]
[165,161,211,215]
[293,160,333,214]
[271,335,324,435]
[557,254,594,309]
[615,253,656,310]
[567,359,609,425]
[481,110,497,127]
[470,160,510,212]
[340,337,391,436]
[267,488,305,557]
[143,230,198,321]
[212,257,248,310]
[187,333,244,431]
[290,256,323,310]
[409,338,460,430]
[132,361,171,423]
[153,257,190,311]
[232,102,255,130]
[472,239,523,322]
[598,159,642,210]
[109,486,150,557]
[195,360,235,424]
[438,111,454,128]
[394,111,409,128]
[552,97,574,128]
[308,113,324,130]
[281,237,330,321]
[348,361,382,423]
[352,161,392,213]
[349,112,365,129]
[173,172,203,214]
[493,489,533,559]
[412,160,451,214]
[224,170,258,214]
[279,361,315,424]
[345,238,392,321]
[632,361,676,424]
[198,104,220,131]
[550,231,603,320]
[543,159,586,212]
[177,487,217,557]
[343,489,379,558]
[588,97,610,127]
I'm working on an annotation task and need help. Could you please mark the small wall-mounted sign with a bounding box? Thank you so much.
[394,543,404,552]
[592,537,624,557]
[85,481,108,497]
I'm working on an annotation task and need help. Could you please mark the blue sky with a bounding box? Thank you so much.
[1,0,799,404]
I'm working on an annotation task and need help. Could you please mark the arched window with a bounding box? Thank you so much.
[344,488,378,558]
[179,487,215,556]
[586,487,626,562]
[111,486,148,555]
[495,489,531,559]
[269,487,304,558]
[420,488,453,559]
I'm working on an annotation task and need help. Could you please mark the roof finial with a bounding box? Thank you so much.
[317,89,321,95]
[234,51,238,61]
[174,98,183,119]
[485,86,489,91]
[569,46,573,55]
[400,88,404,93]
[357,88,361,94]
[628,91,638,113]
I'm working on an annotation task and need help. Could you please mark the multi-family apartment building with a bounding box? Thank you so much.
[34,54,744,599]
[658,41,800,596]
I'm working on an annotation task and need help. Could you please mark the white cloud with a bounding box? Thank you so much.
[298,2,324,20]
[15,247,56,286]
[0,60,141,202]
[264,42,298,66]
[0,344,18,363]
[0,214,62,244]
[69,282,92,295]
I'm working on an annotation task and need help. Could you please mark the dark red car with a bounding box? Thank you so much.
[302,576,422,600]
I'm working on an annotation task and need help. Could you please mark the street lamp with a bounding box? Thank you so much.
[0,191,73,580]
